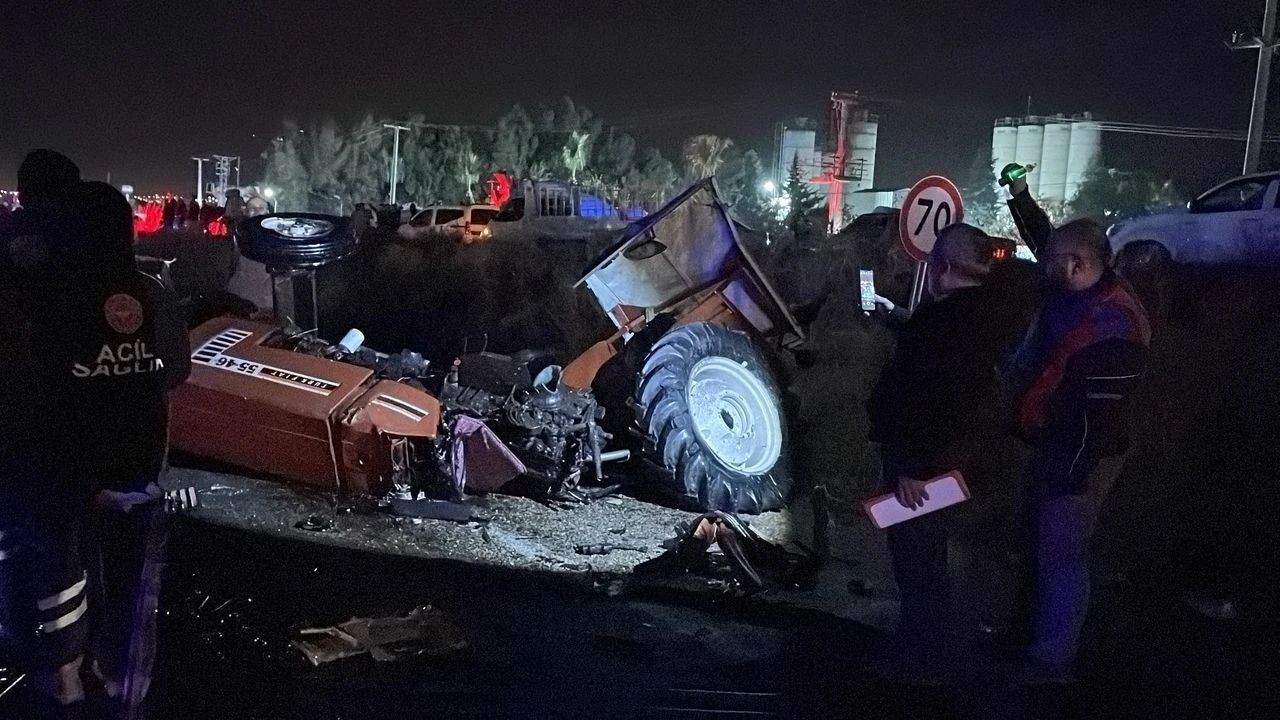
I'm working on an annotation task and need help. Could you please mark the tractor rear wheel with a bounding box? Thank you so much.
[635,322,791,513]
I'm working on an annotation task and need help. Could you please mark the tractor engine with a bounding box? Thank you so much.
[440,352,609,493]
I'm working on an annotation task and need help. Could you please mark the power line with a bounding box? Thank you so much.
[1096,121,1280,142]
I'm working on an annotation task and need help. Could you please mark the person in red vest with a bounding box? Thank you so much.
[1001,165,1152,683]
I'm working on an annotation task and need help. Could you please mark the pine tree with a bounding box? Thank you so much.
[784,153,823,249]
[959,150,1002,233]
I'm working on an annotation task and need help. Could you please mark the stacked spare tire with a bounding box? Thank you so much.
[237,213,358,270]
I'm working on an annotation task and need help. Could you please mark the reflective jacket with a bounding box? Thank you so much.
[1005,188,1152,494]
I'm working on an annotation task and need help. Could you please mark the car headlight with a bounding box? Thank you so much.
[479,226,491,239]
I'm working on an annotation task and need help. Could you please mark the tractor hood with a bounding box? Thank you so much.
[576,179,803,344]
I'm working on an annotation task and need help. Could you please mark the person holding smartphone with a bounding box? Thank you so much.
[866,223,1025,682]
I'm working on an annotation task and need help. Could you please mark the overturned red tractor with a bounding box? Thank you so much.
[169,180,803,513]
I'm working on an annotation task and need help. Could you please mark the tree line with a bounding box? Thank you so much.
[259,96,1185,248]
[259,97,772,226]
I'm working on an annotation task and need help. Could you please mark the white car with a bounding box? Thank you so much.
[397,204,498,244]
[479,179,632,245]
[1108,171,1280,271]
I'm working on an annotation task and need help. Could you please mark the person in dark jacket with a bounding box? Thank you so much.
[1000,166,1152,680]
[866,223,1027,676]
[173,196,188,229]
[187,193,202,228]
[1,177,189,718]
[160,194,176,230]
[1,153,83,682]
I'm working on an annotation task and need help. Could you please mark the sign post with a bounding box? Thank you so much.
[898,175,965,312]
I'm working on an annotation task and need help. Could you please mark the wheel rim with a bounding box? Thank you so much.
[261,216,334,239]
[685,357,782,475]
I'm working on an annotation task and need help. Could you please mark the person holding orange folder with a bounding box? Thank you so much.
[866,223,1027,680]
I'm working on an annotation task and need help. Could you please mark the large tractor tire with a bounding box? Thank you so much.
[635,322,791,513]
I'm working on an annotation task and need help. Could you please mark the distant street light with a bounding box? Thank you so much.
[262,186,276,213]
[191,156,208,201]
[383,123,411,205]
[760,180,777,195]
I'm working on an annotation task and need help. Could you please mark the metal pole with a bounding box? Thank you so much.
[1242,0,1278,174]
[191,157,205,201]
[390,130,399,204]
[384,124,410,205]
[908,261,929,313]
[235,156,241,188]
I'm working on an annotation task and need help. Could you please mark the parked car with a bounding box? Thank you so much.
[479,179,632,245]
[397,204,498,244]
[1108,171,1280,275]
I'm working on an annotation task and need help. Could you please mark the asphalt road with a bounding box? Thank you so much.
[142,519,1277,720]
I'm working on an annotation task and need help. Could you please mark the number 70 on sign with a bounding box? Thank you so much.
[898,175,965,263]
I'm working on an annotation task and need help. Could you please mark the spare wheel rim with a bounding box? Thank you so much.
[685,356,782,475]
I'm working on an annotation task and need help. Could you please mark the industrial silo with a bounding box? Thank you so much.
[773,118,818,186]
[1038,116,1072,204]
[1015,119,1046,195]
[991,119,1020,191]
[1064,114,1102,204]
[845,109,878,193]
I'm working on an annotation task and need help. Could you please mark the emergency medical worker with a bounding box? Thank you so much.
[866,223,1027,680]
[2,176,188,719]
[1001,164,1152,681]
[1,149,83,662]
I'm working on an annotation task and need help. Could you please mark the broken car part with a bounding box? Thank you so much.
[295,514,334,532]
[291,606,468,666]
[574,544,648,556]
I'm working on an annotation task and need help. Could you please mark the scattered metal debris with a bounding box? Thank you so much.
[638,511,817,591]
[575,544,648,556]
[388,497,472,522]
[291,606,468,666]
[295,514,334,532]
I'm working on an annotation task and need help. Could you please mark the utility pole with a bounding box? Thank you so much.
[211,155,238,206]
[1231,0,1279,174]
[191,157,208,201]
[383,123,410,205]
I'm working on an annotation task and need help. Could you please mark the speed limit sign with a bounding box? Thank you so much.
[898,176,965,262]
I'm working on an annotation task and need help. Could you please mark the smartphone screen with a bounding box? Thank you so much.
[859,270,876,312]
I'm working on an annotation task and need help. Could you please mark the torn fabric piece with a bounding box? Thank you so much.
[449,415,526,494]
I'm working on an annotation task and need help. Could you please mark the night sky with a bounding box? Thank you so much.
[0,0,1268,194]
